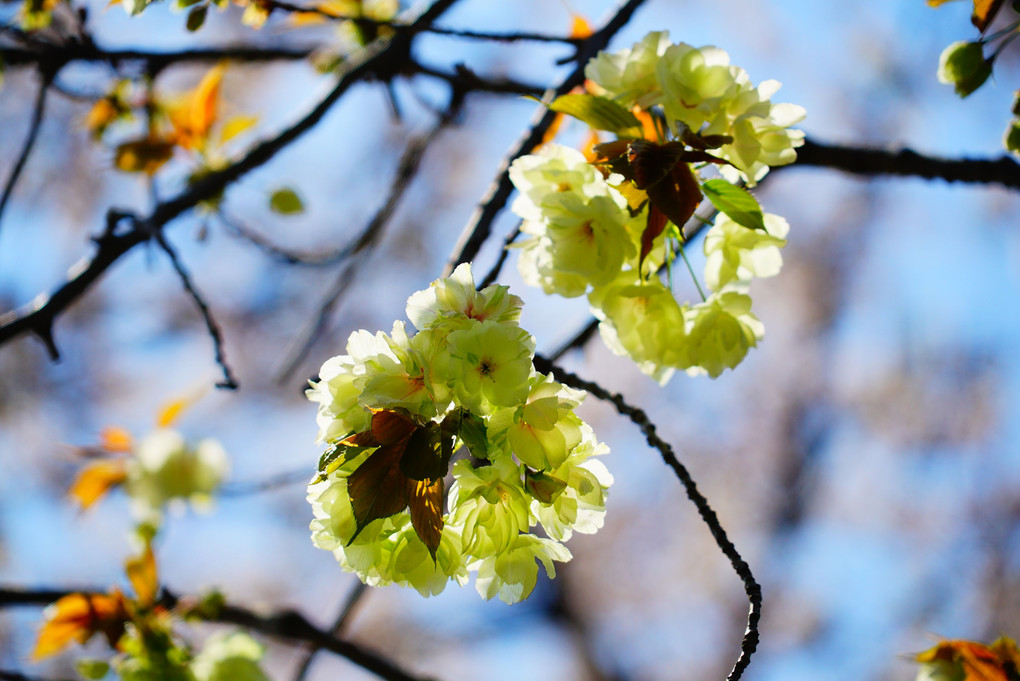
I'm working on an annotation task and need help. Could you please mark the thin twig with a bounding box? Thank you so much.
[152,230,239,389]
[275,99,461,382]
[219,468,311,495]
[443,0,650,275]
[0,0,459,357]
[411,62,547,97]
[263,1,582,44]
[217,210,357,267]
[0,671,78,681]
[533,360,762,681]
[0,66,52,239]
[292,582,369,681]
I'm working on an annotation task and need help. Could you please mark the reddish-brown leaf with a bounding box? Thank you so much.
[645,161,701,236]
[640,205,669,274]
[346,442,411,542]
[370,409,417,445]
[627,140,685,189]
[407,477,445,559]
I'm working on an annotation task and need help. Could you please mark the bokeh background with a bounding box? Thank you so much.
[1,1,1019,680]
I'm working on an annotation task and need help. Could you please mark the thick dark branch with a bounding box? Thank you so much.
[0,587,429,681]
[793,137,1020,189]
[292,582,369,681]
[153,231,239,389]
[0,0,458,356]
[443,0,649,275]
[533,360,763,681]
[0,212,145,357]
[0,66,52,239]
[411,62,547,97]
[0,671,77,681]
[0,44,314,70]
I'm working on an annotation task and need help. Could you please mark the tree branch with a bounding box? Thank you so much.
[443,0,650,275]
[792,137,1020,189]
[533,360,763,681]
[0,0,459,357]
[0,586,430,681]
[0,44,315,71]
[0,66,52,239]
[152,230,239,389]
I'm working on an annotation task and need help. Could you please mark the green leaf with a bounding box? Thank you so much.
[457,411,490,460]
[701,179,767,231]
[549,94,643,137]
[268,187,305,215]
[346,443,409,543]
[75,659,111,680]
[525,469,568,504]
[186,3,207,30]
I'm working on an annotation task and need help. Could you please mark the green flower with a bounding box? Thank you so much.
[584,30,671,108]
[125,430,227,523]
[405,262,523,332]
[937,41,991,98]
[488,375,585,471]
[449,457,532,558]
[190,631,269,681]
[683,291,764,378]
[446,321,535,414]
[703,212,789,291]
[589,271,688,384]
[472,534,571,604]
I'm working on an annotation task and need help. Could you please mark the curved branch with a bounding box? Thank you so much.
[0,66,52,239]
[0,0,459,357]
[443,0,650,275]
[792,137,1020,189]
[534,360,763,681]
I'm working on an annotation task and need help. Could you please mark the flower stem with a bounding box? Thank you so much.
[678,244,707,302]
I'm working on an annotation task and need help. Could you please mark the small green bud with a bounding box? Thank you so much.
[937,41,991,97]
[1004,119,1020,155]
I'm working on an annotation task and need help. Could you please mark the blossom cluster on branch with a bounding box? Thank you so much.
[307,264,612,603]
[510,31,801,382]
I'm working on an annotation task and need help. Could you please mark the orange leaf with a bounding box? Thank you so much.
[569,14,593,39]
[32,591,128,660]
[580,129,602,163]
[917,640,1011,681]
[99,426,133,453]
[971,0,1004,31]
[69,460,127,510]
[156,397,190,428]
[125,543,158,607]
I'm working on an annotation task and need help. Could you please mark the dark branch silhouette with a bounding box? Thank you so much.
[0,66,52,238]
[0,586,429,681]
[0,0,458,357]
[533,360,763,681]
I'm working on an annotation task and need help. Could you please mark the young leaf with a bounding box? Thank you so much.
[125,542,158,607]
[99,426,133,452]
[219,115,258,144]
[701,179,767,231]
[972,0,1005,31]
[627,140,686,189]
[69,461,127,510]
[549,94,643,138]
[114,138,174,175]
[268,187,305,215]
[32,592,128,660]
[640,205,670,274]
[457,411,490,460]
[645,162,701,236]
[525,469,568,504]
[400,423,451,481]
[186,3,207,31]
[407,477,444,559]
[346,441,410,543]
